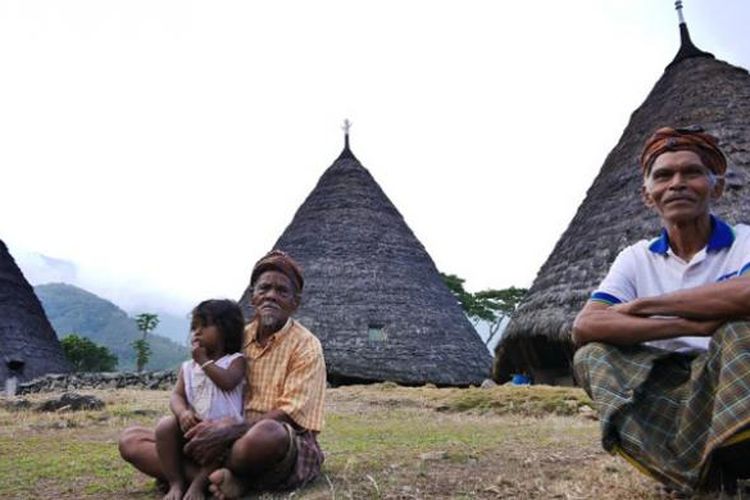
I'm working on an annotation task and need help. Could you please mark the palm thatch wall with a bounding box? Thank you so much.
[0,240,70,386]
[494,26,750,385]
[240,144,492,386]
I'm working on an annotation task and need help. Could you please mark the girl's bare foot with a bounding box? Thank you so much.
[208,468,246,500]
[162,482,185,500]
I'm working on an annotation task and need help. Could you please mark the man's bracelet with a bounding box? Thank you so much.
[201,359,215,369]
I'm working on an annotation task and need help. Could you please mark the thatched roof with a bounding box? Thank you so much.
[0,240,70,386]
[494,19,750,384]
[239,137,492,386]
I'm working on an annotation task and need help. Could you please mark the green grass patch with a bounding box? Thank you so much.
[319,408,587,474]
[439,386,592,416]
[0,386,624,499]
[0,435,141,497]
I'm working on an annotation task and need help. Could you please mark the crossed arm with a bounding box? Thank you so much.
[572,275,750,346]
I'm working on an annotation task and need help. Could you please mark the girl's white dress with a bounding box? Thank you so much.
[182,352,245,422]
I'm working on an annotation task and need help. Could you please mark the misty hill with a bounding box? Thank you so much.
[11,244,194,328]
[35,283,188,371]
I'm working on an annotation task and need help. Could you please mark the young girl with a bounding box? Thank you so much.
[155,299,246,500]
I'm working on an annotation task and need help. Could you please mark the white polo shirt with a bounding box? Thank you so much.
[591,215,750,352]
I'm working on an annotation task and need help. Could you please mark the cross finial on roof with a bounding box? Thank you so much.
[666,0,713,70]
[341,119,352,153]
[675,1,686,25]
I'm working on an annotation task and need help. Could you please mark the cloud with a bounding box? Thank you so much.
[8,242,191,316]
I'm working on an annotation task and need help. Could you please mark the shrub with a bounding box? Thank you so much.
[61,334,118,372]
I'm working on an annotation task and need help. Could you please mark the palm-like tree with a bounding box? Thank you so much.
[133,313,159,372]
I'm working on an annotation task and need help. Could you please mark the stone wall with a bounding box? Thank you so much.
[16,370,177,394]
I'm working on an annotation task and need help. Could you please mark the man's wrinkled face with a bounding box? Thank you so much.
[251,270,299,332]
[642,150,723,224]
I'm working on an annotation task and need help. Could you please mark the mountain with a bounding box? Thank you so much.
[35,283,188,371]
[10,244,193,320]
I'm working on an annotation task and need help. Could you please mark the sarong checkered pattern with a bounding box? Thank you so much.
[277,429,324,490]
[574,321,750,494]
[232,424,324,493]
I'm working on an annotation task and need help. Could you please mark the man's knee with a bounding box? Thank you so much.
[711,321,750,347]
[118,426,154,463]
[118,426,142,463]
[234,419,289,461]
[573,342,610,388]
[154,415,178,439]
[573,342,609,370]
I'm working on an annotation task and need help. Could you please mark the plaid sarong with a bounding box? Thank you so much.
[574,321,750,494]
[277,427,324,490]
[256,424,324,491]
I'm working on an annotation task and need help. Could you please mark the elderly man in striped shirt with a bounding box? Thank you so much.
[120,250,327,498]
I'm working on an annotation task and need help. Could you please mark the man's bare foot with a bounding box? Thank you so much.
[162,482,185,500]
[182,478,207,500]
[208,468,247,500]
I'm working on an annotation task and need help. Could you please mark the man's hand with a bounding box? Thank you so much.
[611,300,639,316]
[611,301,726,335]
[178,409,200,433]
[693,318,726,336]
[183,420,233,465]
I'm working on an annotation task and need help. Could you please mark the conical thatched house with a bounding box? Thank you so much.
[240,133,492,386]
[494,8,750,385]
[0,240,70,388]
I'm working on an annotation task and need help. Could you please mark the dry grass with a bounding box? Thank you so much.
[0,384,673,499]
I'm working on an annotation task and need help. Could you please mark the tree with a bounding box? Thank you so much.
[61,334,118,372]
[133,313,159,372]
[441,273,527,346]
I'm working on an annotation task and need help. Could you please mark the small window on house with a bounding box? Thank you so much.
[7,359,24,375]
[368,325,387,343]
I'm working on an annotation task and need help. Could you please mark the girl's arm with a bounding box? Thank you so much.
[201,356,246,392]
[171,366,199,431]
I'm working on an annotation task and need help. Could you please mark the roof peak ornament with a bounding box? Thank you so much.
[336,118,357,161]
[666,0,714,70]
[675,0,686,24]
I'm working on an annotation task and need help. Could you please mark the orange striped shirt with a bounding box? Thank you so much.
[242,318,326,432]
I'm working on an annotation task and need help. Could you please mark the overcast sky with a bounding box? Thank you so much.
[2,1,749,315]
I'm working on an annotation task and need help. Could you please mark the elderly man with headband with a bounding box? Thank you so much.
[572,126,750,495]
[120,250,327,498]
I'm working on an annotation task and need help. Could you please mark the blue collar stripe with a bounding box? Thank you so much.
[707,216,735,252]
[591,291,622,305]
[648,230,670,255]
[648,215,735,256]
[740,262,750,276]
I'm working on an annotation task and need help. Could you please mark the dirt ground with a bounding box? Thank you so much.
[0,384,692,499]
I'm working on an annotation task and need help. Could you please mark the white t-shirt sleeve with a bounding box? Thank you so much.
[591,245,638,305]
[740,231,750,276]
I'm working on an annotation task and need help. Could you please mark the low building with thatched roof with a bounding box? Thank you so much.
[240,129,492,386]
[0,240,70,390]
[494,6,750,385]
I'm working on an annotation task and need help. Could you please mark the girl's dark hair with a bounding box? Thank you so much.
[191,299,245,354]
